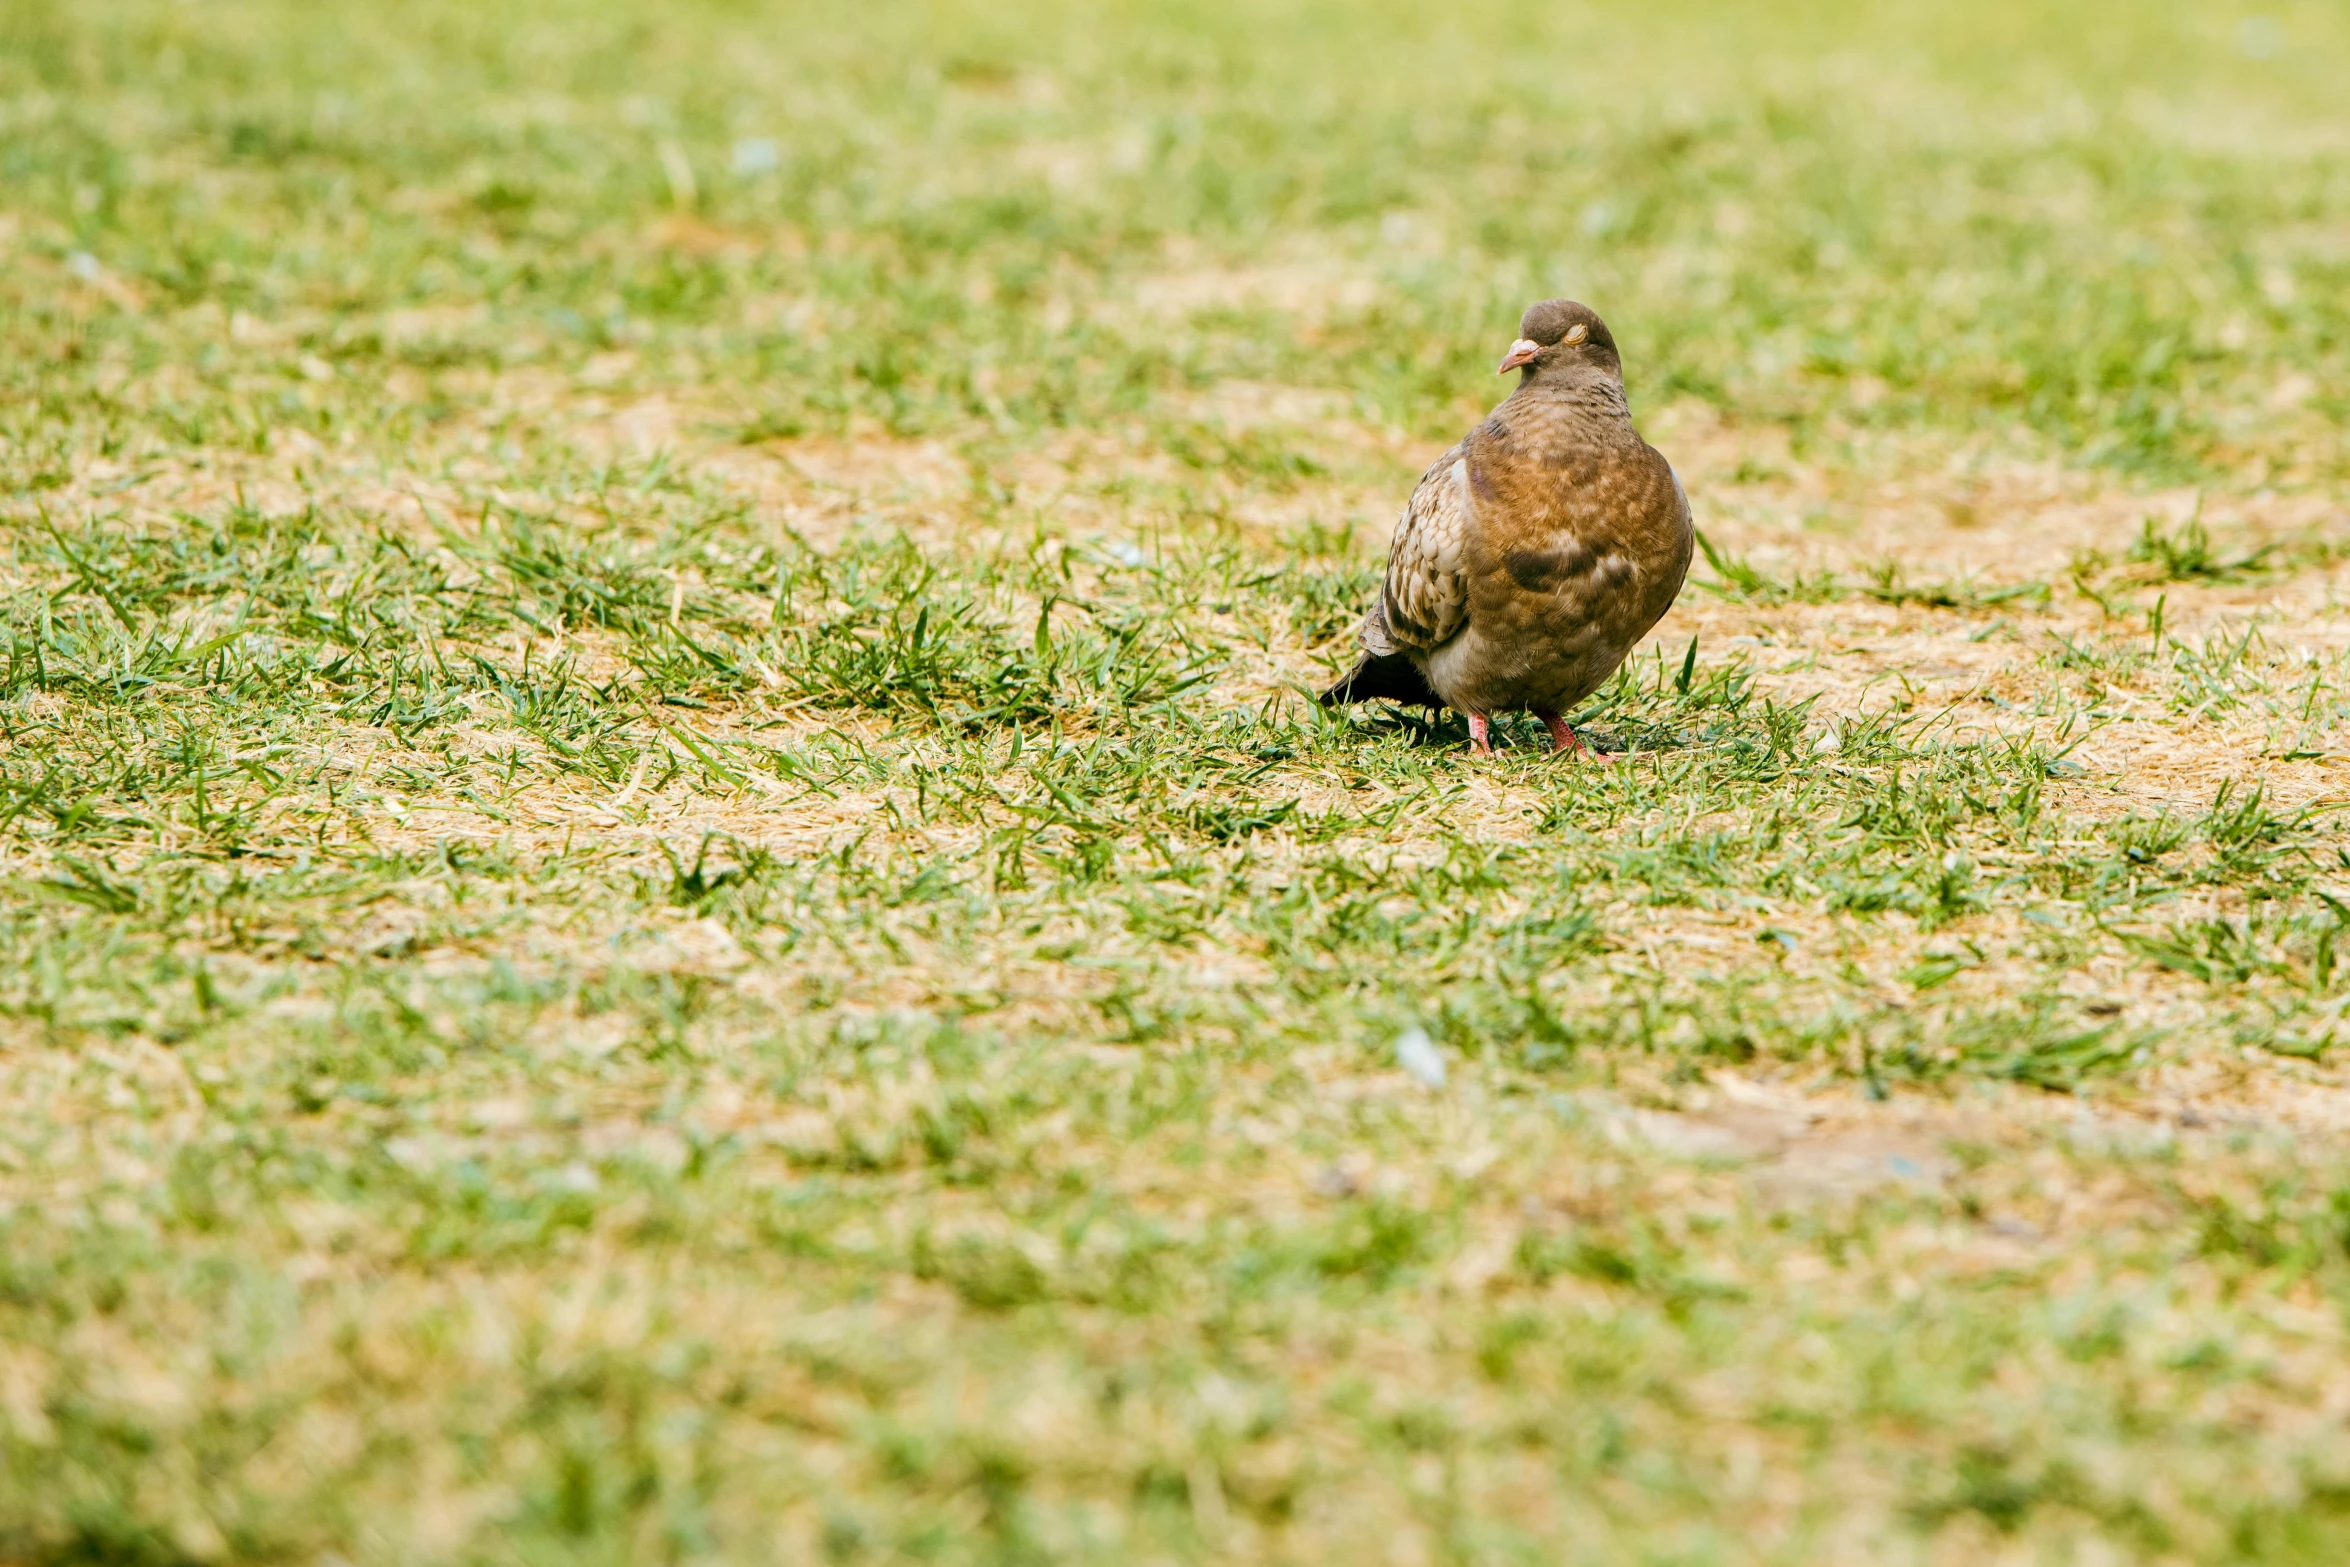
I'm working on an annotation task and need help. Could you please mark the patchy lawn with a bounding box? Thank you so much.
[5,0,2350,1561]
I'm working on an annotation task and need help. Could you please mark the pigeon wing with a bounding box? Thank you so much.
[1375,442,1475,652]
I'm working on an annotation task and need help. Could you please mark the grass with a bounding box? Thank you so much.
[4,0,2350,1561]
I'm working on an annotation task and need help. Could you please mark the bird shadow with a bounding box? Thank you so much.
[1339,706,1672,756]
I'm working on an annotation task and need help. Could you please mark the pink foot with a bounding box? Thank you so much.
[1536,710,1615,763]
[1468,714,1493,755]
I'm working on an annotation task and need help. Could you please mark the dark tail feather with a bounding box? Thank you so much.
[1319,651,1444,710]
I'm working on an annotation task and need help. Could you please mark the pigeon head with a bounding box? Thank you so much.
[1496,299,1621,381]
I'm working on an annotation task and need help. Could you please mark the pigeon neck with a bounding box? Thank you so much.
[1510,368,1631,425]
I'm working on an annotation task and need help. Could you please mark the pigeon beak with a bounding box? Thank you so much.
[1496,338,1541,374]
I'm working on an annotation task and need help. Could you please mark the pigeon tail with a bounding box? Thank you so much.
[1319,650,1444,710]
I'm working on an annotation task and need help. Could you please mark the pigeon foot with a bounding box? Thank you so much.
[1537,709,1615,764]
[1468,714,1494,755]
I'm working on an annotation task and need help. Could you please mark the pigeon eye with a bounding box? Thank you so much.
[1563,323,1589,345]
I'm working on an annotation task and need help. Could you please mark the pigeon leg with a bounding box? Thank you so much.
[1468,714,1494,755]
[1536,709,1615,763]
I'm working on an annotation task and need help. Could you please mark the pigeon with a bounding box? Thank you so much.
[1320,299,1693,758]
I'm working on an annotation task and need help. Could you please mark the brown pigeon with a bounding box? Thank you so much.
[1320,299,1693,758]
